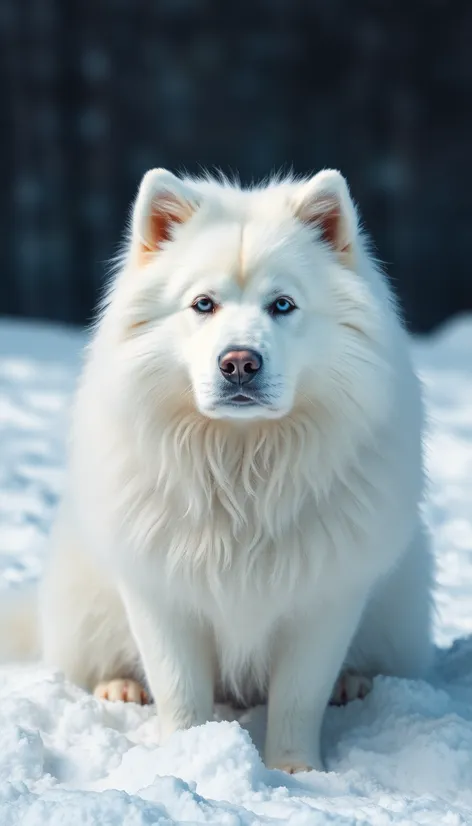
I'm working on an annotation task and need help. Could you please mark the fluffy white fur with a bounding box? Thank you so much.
[2,168,433,773]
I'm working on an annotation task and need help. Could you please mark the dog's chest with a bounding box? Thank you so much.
[160,491,326,621]
[117,435,382,608]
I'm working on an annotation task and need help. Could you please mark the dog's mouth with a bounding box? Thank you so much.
[230,393,258,405]
[202,390,286,420]
[201,385,287,419]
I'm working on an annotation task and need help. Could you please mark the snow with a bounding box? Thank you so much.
[1,313,472,825]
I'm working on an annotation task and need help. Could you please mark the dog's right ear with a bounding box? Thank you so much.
[131,169,199,265]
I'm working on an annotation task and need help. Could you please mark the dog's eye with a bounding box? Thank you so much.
[192,296,216,314]
[269,296,297,316]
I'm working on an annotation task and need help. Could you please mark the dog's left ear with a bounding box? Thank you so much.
[294,170,357,268]
[131,168,199,265]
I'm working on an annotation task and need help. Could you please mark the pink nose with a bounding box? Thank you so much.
[218,348,263,385]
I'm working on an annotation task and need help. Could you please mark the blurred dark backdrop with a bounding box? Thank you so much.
[1,1,470,333]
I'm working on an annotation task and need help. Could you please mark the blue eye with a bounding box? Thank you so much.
[269,296,297,316]
[192,296,215,314]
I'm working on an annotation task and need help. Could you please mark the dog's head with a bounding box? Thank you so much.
[108,169,391,426]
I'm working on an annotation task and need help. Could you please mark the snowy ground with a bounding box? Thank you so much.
[1,315,472,825]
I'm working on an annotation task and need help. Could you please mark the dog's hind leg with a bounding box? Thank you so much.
[40,523,141,694]
[345,526,434,682]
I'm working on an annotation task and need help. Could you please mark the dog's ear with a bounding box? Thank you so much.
[131,169,199,264]
[294,170,357,268]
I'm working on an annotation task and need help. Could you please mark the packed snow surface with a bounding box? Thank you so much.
[1,315,472,824]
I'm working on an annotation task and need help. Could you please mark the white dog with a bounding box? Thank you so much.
[1,168,433,773]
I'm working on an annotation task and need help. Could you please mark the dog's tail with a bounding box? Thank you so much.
[0,585,40,662]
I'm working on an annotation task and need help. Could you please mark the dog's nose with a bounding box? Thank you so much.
[218,348,263,385]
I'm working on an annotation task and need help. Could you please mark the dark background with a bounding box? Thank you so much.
[1,1,471,333]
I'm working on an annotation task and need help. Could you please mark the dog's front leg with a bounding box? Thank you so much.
[120,583,214,742]
[265,589,366,773]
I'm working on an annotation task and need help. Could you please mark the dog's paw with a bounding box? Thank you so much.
[93,678,149,705]
[271,761,315,774]
[330,669,373,706]
[267,751,323,774]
